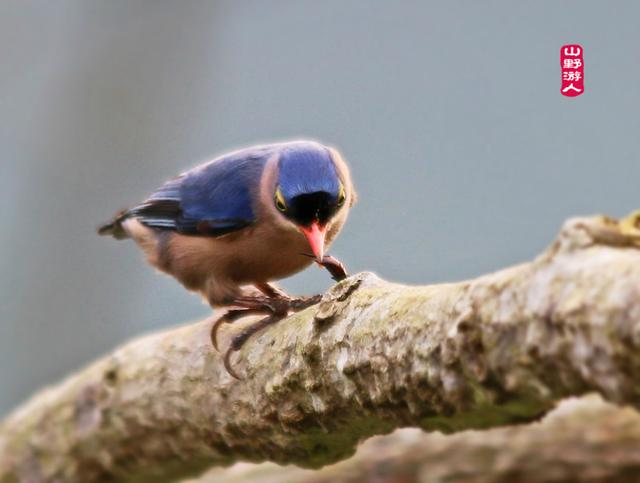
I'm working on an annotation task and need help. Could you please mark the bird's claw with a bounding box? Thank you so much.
[211,318,224,352]
[215,294,325,379]
[223,347,243,380]
[221,311,282,379]
[211,308,268,352]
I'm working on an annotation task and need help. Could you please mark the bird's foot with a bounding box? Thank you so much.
[319,255,348,281]
[212,294,324,379]
[222,311,283,379]
[301,253,349,281]
[213,257,348,378]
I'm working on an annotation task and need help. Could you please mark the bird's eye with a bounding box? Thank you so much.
[336,184,346,207]
[274,187,287,212]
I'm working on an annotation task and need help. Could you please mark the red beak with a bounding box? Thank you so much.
[300,221,326,262]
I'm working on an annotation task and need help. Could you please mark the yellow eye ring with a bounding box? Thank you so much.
[274,187,287,212]
[337,183,346,207]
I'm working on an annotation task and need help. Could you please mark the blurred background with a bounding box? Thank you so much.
[1,0,639,417]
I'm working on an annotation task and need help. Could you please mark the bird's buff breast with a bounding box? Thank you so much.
[222,224,315,283]
[164,224,317,287]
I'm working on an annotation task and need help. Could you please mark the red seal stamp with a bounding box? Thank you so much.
[560,44,584,97]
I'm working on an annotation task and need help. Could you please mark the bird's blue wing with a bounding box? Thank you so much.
[130,146,272,236]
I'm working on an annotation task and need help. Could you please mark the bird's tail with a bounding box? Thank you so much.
[97,209,130,240]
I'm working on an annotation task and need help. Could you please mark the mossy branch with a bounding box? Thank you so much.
[2,212,640,482]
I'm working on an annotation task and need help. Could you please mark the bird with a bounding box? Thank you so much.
[98,140,356,378]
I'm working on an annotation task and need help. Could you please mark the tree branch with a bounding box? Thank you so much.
[2,213,640,483]
[196,395,640,482]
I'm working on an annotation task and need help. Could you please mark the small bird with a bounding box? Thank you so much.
[99,140,355,378]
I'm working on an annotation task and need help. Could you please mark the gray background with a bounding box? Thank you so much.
[1,0,638,417]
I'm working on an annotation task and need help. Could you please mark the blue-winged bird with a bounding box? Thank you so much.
[99,141,355,378]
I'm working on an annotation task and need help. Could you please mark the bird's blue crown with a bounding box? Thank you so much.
[277,143,341,203]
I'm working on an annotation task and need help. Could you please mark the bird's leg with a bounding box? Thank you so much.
[215,263,348,378]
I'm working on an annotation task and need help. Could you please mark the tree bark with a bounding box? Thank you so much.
[196,395,640,483]
[2,213,640,483]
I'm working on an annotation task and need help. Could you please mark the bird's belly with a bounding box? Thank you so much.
[223,227,314,283]
[161,225,317,294]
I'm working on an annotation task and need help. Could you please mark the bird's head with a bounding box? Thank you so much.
[273,143,350,262]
